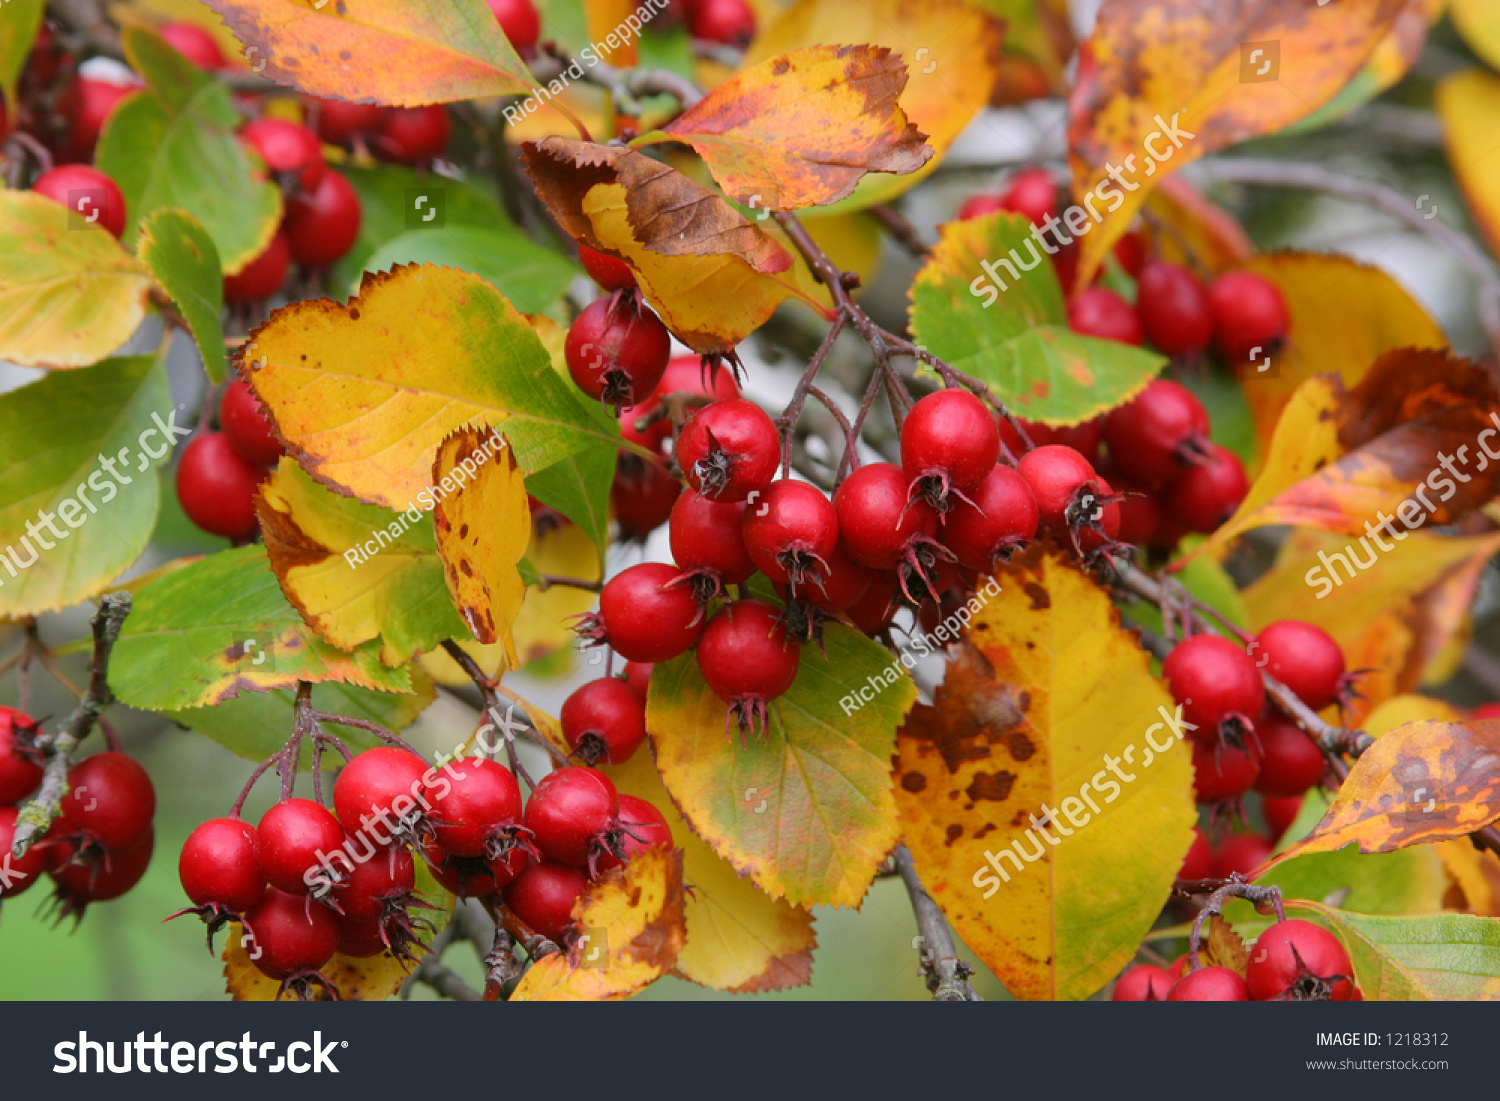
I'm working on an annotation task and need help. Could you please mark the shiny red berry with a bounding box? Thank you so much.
[1209,271,1289,362]
[243,887,340,982]
[697,600,799,741]
[485,0,541,51]
[374,105,451,163]
[622,661,653,699]
[331,844,415,923]
[669,491,756,598]
[1167,966,1250,1001]
[583,562,704,662]
[677,398,780,503]
[158,22,228,69]
[423,757,523,860]
[333,746,430,836]
[283,168,362,267]
[578,243,636,290]
[1254,620,1346,711]
[594,795,673,873]
[1102,378,1211,488]
[51,828,154,916]
[0,707,43,805]
[1135,261,1214,355]
[32,164,127,238]
[611,457,681,541]
[1263,794,1303,840]
[1113,964,1172,1001]
[834,462,938,569]
[1161,442,1247,533]
[1252,715,1327,797]
[255,798,346,895]
[241,117,325,193]
[176,432,263,539]
[740,479,838,594]
[1068,287,1143,345]
[1245,919,1353,1001]
[562,677,647,766]
[942,464,1039,572]
[179,817,265,914]
[310,97,387,144]
[901,389,1000,508]
[1192,739,1261,803]
[1162,634,1265,746]
[524,766,621,868]
[223,231,291,303]
[687,0,756,46]
[1015,444,1098,535]
[565,293,672,411]
[995,167,1058,227]
[1212,831,1274,879]
[503,859,589,944]
[56,752,155,852]
[0,806,50,898]
[1179,825,1213,880]
[219,379,283,469]
[775,543,874,613]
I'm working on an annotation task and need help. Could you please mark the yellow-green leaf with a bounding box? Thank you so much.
[137,208,226,381]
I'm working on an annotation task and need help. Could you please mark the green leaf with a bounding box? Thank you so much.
[0,354,172,616]
[164,672,436,765]
[646,623,915,908]
[910,212,1165,423]
[360,226,576,314]
[1285,902,1500,1000]
[137,209,227,382]
[96,26,282,272]
[0,192,152,368]
[524,445,613,556]
[111,545,414,711]
[334,163,511,288]
[0,0,44,112]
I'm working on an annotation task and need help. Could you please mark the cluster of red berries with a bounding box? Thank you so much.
[1114,918,1358,1001]
[175,380,285,541]
[0,708,157,922]
[175,724,672,997]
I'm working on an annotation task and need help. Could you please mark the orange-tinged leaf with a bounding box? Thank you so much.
[1438,69,1500,261]
[585,0,638,68]
[521,138,824,353]
[202,0,537,107]
[1067,0,1410,286]
[601,748,816,993]
[431,427,529,666]
[510,846,686,1001]
[1267,719,1500,871]
[1140,175,1253,274]
[1230,253,1446,468]
[1365,694,1465,737]
[650,45,930,210]
[743,0,1003,212]
[1437,840,1500,916]
[1190,350,1500,559]
[238,263,622,510]
[895,552,1196,1000]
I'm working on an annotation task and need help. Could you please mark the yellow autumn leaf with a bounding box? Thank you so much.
[510,845,687,1001]
[431,427,530,667]
[1438,69,1500,261]
[895,551,1195,1001]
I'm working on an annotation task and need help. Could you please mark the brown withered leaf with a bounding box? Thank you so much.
[1267,719,1500,870]
[651,45,931,210]
[1203,915,1250,974]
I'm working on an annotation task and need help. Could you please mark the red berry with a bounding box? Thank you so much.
[1135,261,1214,355]
[56,752,155,852]
[1161,442,1247,533]
[846,572,900,635]
[1103,469,1161,546]
[524,766,620,867]
[1067,287,1143,345]
[834,462,939,570]
[331,845,415,923]
[333,746,430,836]
[942,464,1039,572]
[1473,702,1500,720]
[1252,715,1327,797]
[32,164,128,238]
[1015,444,1098,534]
[669,491,756,594]
[423,757,522,859]
[255,798,346,895]
[1262,794,1303,841]
[622,661,653,699]
[0,806,50,898]
[611,458,681,541]
[1192,739,1260,803]
[243,887,341,981]
[999,416,1104,465]
[485,0,541,51]
[310,97,387,144]
[1101,378,1210,488]
[740,479,839,594]
[697,600,800,740]
[1179,825,1213,880]
[241,118,324,193]
[1167,966,1250,1001]
[1213,831,1274,879]
[996,167,1058,227]
[179,817,265,914]
[59,75,137,161]
[337,915,390,958]
[375,105,450,163]
[1209,271,1289,362]
[1112,231,1147,278]
[1254,620,1346,712]
[579,243,635,291]
[219,379,283,469]
[565,293,671,411]
[1113,964,1172,1001]
[0,708,43,805]
[584,562,704,662]
[158,22,227,69]
[283,168,361,267]
[1162,634,1265,746]
[421,839,524,898]
[223,231,291,303]
[677,399,780,503]
[901,389,1001,507]
[51,828,154,913]
[176,431,263,539]
[1244,919,1353,1001]
[562,677,647,766]
[595,795,672,873]
[775,543,874,613]
[503,859,588,944]
[687,0,756,46]
[956,193,1007,221]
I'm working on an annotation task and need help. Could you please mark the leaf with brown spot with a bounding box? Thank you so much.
[510,846,686,1001]
[645,46,930,210]
[1188,350,1500,561]
[1267,720,1500,872]
[520,138,825,354]
[431,427,530,667]
[201,0,539,108]
[895,551,1196,1000]
[1066,0,1410,286]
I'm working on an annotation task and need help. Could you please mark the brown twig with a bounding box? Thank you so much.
[893,843,981,1001]
[870,204,931,258]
